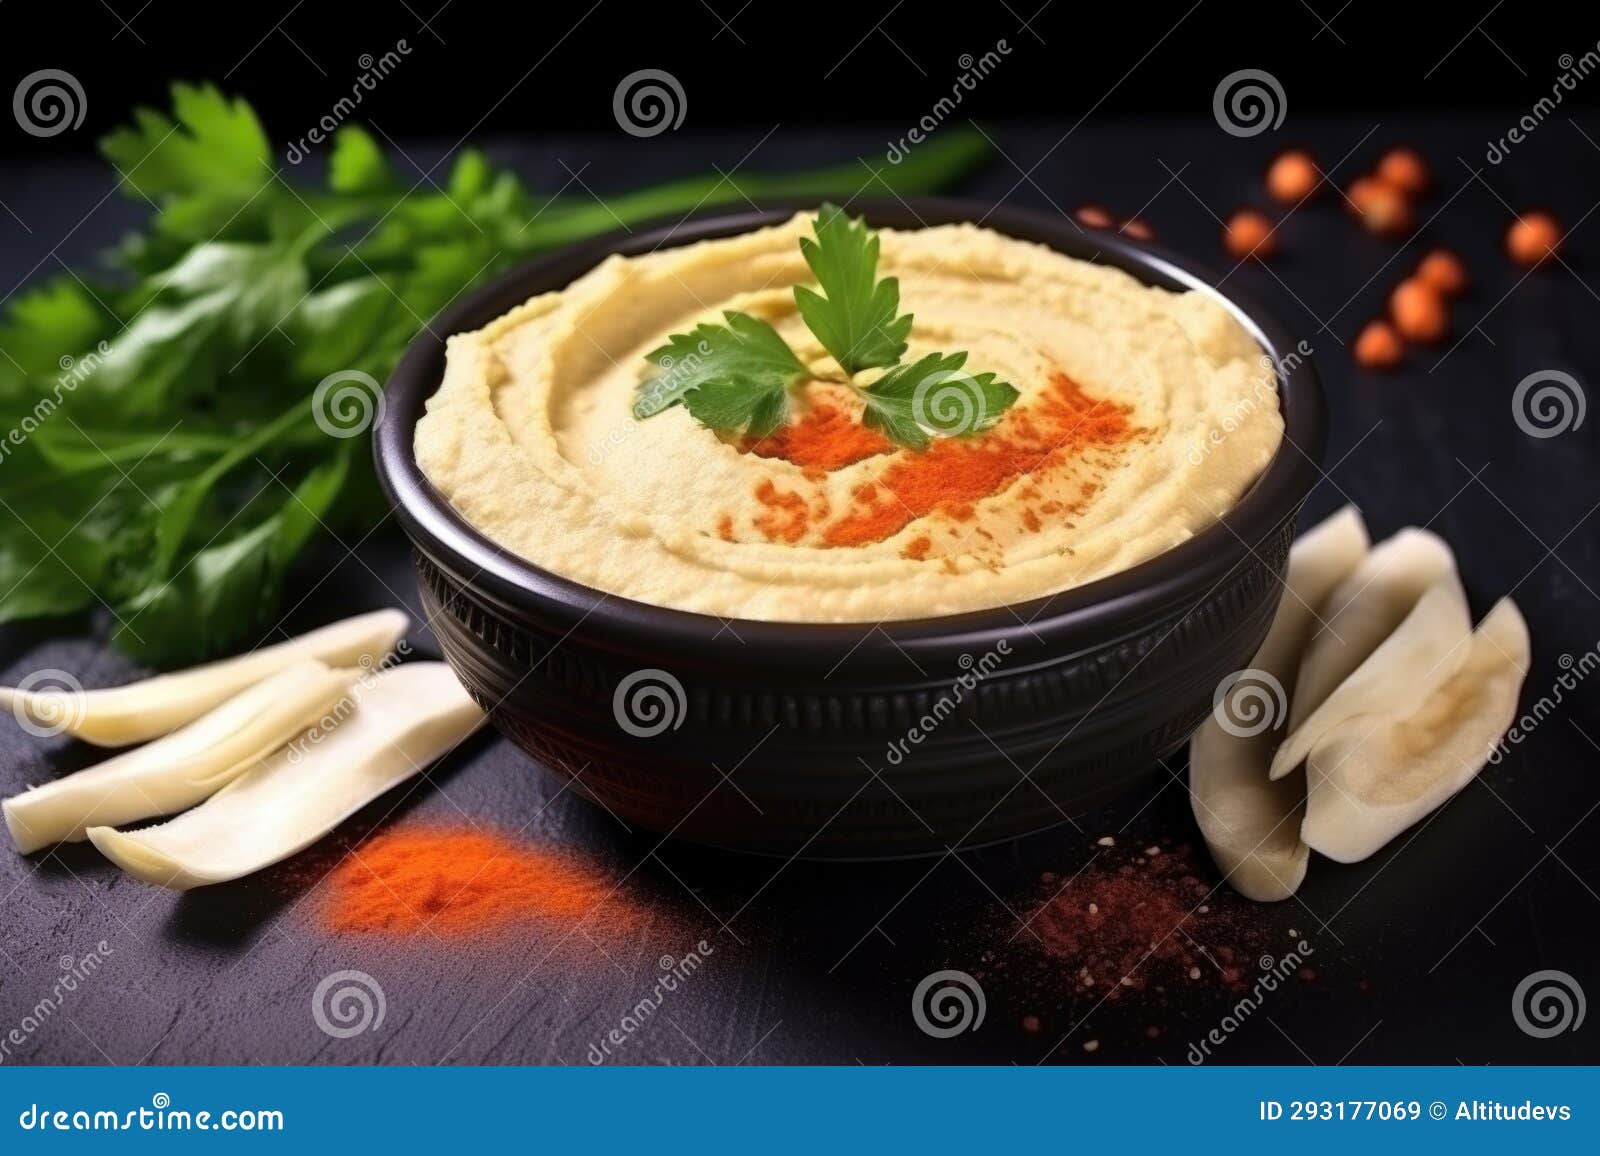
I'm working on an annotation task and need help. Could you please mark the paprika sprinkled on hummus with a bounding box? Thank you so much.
[746,400,892,475]
[816,374,1136,549]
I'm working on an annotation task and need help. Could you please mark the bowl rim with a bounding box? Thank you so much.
[374,196,1325,658]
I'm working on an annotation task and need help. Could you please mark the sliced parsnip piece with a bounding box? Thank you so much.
[1254,507,1372,678]
[1192,759,1311,902]
[1190,505,1370,901]
[87,663,484,890]
[1271,564,1473,782]
[1284,529,1458,738]
[0,609,407,747]
[1302,598,1530,862]
[3,660,357,854]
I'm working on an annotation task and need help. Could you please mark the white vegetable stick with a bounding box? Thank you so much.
[1284,529,1458,739]
[1190,505,1369,901]
[0,609,408,747]
[3,660,357,854]
[87,663,484,890]
[1302,598,1530,863]
[1270,565,1473,781]
[1254,508,1372,681]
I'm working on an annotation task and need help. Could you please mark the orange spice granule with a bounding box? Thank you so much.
[1021,508,1042,533]
[902,535,933,560]
[715,514,735,542]
[746,402,891,473]
[752,479,811,543]
[322,825,638,939]
[820,374,1135,548]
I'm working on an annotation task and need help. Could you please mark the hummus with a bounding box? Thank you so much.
[414,214,1284,621]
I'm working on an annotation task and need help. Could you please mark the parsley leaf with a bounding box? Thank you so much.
[0,279,110,389]
[634,312,807,437]
[327,126,395,195]
[83,239,310,417]
[858,351,1019,451]
[682,377,791,439]
[0,507,110,623]
[101,83,271,203]
[793,202,912,375]
[100,84,276,243]
[113,442,355,664]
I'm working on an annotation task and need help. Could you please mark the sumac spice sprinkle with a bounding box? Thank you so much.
[1021,842,1264,1000]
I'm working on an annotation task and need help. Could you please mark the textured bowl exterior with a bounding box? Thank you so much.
[377,199,1324,859]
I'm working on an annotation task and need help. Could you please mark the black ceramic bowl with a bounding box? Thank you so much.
[374,198,1324,859]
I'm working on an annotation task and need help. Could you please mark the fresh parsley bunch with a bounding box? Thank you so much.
[0,86,990,663]
[634,204,1019,450]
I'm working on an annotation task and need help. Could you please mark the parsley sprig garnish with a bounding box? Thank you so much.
[633,204,1018,450]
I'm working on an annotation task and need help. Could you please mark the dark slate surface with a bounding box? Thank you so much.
[1,118,1597,1065]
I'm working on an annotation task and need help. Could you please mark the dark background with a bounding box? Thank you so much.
[0,2,1597,1067]
[3,1,1599,156]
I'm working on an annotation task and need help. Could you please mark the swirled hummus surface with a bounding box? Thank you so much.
[414,214,1284,621]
